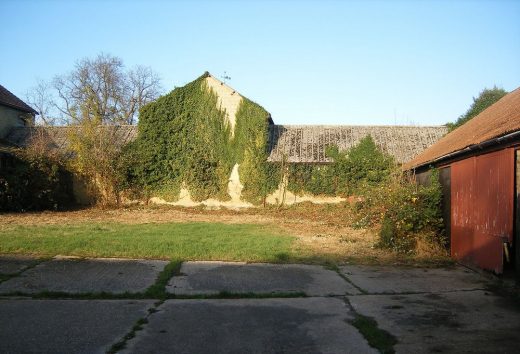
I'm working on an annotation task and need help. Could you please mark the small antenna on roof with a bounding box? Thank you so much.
[221,71,231,84]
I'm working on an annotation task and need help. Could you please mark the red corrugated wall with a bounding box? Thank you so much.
[451,148,514,273]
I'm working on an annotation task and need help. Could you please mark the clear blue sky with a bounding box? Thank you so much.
[1,0,519,125]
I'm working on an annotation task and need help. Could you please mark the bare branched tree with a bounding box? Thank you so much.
[125,66,161,124]
[53,53,161,125]
[23,53,162,206]
[25,79,57,126]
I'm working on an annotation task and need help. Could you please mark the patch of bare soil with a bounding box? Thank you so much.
[0,203,449,265]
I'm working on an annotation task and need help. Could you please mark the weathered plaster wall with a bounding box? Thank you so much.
[204,76,243,136]
[265,178,346,206]
[150,163,253,209]
[149,163,346,209]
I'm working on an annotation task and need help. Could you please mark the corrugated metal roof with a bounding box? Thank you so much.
[404,87,520,170]
[267,125,448,164]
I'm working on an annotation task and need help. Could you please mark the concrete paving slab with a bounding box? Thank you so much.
[0,299,153,354]
[0,255,40,275]
[340,265,488,294]
[348,290,520,353]
[167,261,360,296]
[0,258,168,294]
[123,297,376,354]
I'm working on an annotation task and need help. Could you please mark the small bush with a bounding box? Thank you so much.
[0,149,72,212]
[67,122,129,206]
[352,170,446,254]
[327,136,395,195]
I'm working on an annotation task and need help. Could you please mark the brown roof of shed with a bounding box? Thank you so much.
[404,87,520,170]
[268,125,448,164]
[0,84,37,114]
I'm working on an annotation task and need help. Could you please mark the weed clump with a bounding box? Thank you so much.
[352,169,446,255]
[351,314,397,353]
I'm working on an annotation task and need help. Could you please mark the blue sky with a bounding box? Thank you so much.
[1,0,519,125]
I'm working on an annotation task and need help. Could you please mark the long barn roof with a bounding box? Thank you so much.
[5,125,137,151]
[404,87,520,170]
[267,125,448,164]
[5,124,447,165]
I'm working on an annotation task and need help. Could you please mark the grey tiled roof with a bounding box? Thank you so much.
[5,124,447,165]
[267,125,448,164]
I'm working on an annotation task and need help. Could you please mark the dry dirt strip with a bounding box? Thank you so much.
[0,256,519,354]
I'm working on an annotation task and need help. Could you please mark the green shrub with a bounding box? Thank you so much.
[330,136,395,195]
[0,150,72,212]
[352,169,446,254]
[286,135,395,197]
[67,122,130,206]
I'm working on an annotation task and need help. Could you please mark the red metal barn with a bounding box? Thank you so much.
[405,88,520,274]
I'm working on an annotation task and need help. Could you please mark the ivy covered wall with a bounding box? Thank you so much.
[287,137,395,197]
[125,72,278,203]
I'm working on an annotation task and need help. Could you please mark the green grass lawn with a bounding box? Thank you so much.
[0,222,295,262]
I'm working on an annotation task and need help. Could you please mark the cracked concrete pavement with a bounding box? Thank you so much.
[0,255,519,353]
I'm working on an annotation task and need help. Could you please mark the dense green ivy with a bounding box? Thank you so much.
[125,73,233,201]
[287,136,395,197]
[0,151,73,211]
[234,98,280,203]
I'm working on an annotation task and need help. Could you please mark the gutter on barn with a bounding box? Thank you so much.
[410,129,520,173]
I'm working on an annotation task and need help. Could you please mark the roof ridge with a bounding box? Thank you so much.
[0,83,37,114]
[405,86,520,170]
[273,124,447,128]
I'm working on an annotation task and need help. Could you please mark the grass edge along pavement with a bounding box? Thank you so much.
[0,259,309,300]
[0,222,296,262]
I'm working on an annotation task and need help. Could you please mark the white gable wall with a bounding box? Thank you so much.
[204,76,243,136]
